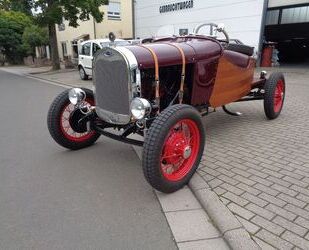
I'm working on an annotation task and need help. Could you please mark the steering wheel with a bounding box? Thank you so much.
[193,23,230,47]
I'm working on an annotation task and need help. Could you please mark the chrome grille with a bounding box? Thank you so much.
[93,48,131,124]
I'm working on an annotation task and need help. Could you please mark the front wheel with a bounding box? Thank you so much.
[142,105,205,193]
[47,88,100,150]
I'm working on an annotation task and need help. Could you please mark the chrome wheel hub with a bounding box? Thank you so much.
[183,146,192,159]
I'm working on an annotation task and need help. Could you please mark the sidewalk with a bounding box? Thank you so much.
[3,64,309,249]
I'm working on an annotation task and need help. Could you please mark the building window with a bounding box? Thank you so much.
[266,10,280,25]
[108,2,121,20]
[58,23,65,31]
[71,41,78,59]
[281,6,309,24]
[61,42,67,57]
[58,17,66,31]
[81,42,91,56]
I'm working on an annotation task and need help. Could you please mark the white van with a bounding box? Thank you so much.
[78,39,130,80]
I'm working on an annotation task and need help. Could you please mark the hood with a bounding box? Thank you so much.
[126,36,223,69]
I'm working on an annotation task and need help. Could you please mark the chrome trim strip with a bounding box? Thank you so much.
[114,47,138,70]
[114,47,141,96]
[136,68,141,94]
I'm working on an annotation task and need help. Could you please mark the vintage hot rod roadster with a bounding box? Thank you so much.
[47,23,285,193]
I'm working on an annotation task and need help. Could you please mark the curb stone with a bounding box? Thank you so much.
[189,173,261,250]
[28,68,77,75]
[25,73,84,88]
[132,145,230,249]
[24,73,94,91]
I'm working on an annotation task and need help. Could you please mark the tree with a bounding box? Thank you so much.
[22,25,48,57]
[0,0,33,16]
[0,10,32,64]
[34,0,109,70]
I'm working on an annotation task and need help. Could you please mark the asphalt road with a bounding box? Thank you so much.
[0,70,177,250]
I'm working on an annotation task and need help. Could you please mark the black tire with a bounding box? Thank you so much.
[264,72,286,120]
[47,88,100,150]
[79,66,88,80]
[142,104,205,193]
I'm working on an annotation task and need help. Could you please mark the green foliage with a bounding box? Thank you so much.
[22,25,48,56]
[0,0,108,35]
[34,0,109,27]
[0,0,109,66]
[0,0,33,16]
[0,10,32,31]
[0,10,32,64]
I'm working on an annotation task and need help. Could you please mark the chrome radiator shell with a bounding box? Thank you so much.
[93,47,137,125]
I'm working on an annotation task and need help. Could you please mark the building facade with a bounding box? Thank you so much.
[56,0,133,62]
[134,0,309,62]
[134,0,267,54]
[56,0,309,64]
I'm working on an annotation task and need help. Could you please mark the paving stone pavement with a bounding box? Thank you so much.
[198,70,309,249]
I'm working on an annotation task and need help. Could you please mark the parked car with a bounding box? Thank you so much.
[48,23,286,193]
[78,38,130,80]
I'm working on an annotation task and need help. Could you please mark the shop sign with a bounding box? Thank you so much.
[159,0,194,14]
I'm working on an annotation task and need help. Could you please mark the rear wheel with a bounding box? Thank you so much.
[47,88,100,150]
[142,105,205,193]
[79,66,88,80]
[264,72,285,119]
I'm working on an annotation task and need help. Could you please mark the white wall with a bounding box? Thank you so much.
[269,0,309,8]
[134,0,265,50]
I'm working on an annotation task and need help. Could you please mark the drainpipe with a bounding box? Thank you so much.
[132,0,136,38]
[258,0,269,66]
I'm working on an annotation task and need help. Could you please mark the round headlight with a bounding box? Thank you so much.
[68,88,86,105]
[130,98,152,120]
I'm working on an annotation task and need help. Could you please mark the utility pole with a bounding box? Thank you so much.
[93,16,97,39]
[132,0,136,39]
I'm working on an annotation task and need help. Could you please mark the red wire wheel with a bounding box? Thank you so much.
[59,99,96,142]
[273,79,285,113]
[264,72,285,120]
[143,105,205,193]
[47,88,100,150]
[161,119,200,182]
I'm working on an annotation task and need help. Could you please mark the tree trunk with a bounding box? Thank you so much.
[48,24,60,70]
